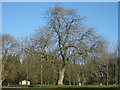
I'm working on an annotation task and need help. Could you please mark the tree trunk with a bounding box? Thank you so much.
[106,65,109,85]
[69,75,71,85]
[0,75,2,88]
[0,60,2,88]
[118,58,120,85]
[0,80,2,89]
[115,61,118,85]
[26,61,28,85]
[57,65,66,85]
[41,64,43,85]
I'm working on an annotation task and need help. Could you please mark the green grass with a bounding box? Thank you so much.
[2,85,120,88]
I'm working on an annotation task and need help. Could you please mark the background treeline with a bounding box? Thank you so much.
[0,5,120,86]
[1,32,119,86]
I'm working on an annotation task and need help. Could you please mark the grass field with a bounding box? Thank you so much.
[2,85,120,88]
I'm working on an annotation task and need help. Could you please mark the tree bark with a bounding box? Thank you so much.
[57,65,66,85]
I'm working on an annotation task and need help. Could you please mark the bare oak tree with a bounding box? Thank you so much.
[45,5,106,85]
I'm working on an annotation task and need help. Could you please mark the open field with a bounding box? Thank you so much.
[2,85,120,88]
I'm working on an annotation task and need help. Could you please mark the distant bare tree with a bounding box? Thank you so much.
[0,34,18,86]
[113,42,120,85]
